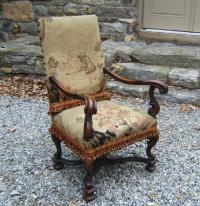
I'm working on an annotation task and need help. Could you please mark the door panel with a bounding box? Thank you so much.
[143,0,193,31]
[151,0,185,15]
[193,0,200,32]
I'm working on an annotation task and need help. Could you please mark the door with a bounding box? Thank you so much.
[193,0,200,32]
[143,0,200,32]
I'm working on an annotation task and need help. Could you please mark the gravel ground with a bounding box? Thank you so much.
[0,95,200,206]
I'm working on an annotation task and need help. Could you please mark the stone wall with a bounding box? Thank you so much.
[0,0,137,76]
[0,0,137,42]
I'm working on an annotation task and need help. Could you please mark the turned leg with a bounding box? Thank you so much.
[51,134,64,170]
[145,134,159,172]
[83,159,96,202]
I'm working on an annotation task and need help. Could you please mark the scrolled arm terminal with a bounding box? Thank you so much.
[103,68,168,118]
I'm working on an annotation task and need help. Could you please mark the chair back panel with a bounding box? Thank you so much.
[40,15,106,95]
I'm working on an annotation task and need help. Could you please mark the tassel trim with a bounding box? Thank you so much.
[49,125,159,160]
[49,91,111,115]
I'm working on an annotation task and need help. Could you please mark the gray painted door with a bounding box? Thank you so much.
[143,0,200,32]
[193,0,200,32]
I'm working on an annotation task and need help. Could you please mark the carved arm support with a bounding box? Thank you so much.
[103,68,168,118]
[48,76,97,141]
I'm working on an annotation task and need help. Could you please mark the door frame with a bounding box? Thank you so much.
[136,0,200,45]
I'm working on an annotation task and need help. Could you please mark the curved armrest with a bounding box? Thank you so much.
[103,68,168,118]
[49,76,97,140]
[103,68,168,94]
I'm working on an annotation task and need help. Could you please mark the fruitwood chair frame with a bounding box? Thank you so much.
[48,67,168,202]
[40,15,168,202]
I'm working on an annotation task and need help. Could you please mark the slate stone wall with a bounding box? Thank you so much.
[0,0,137,76]
[0,0,137,42]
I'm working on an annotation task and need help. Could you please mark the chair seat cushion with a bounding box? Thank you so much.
[53,100,157,149]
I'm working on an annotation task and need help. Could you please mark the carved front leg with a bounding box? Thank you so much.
[145,133,159,172]
[83,159,96,202]
[51,135,64,171]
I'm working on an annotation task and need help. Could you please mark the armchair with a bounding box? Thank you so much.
[39,15,168,202]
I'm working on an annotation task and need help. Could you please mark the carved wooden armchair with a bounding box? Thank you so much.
[39,15,168,202]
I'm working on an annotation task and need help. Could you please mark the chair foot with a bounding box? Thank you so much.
[145,134,159,172]
[83,187,96,202]
[145,158,157,172]
[52,155,65,171]
[145,164,156,172]
[83,159,96,202]
[51,134,64,171]
[53,161,65,171]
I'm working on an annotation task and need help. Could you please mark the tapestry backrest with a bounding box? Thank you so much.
[39,15,106,95]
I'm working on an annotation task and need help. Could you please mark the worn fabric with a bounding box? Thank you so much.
[40,15,106,95]
[53,100,157,149]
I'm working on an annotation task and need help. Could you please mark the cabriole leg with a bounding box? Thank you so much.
[51,134,64,170]
[83,159,96,202]
[145,134,159,172]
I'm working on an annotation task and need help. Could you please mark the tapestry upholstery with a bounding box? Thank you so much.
[53,100,157,149]
[39,15,106,95]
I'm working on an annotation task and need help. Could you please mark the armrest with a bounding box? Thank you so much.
[49,76,97,140]
[103,68,168,118]
[103,68,168,94]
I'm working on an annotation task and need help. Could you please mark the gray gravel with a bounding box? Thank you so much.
[0,95,200,206]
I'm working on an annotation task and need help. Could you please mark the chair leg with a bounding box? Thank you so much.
[145,134,159,172]
[83,159,96,202]
[51,134,64,171]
